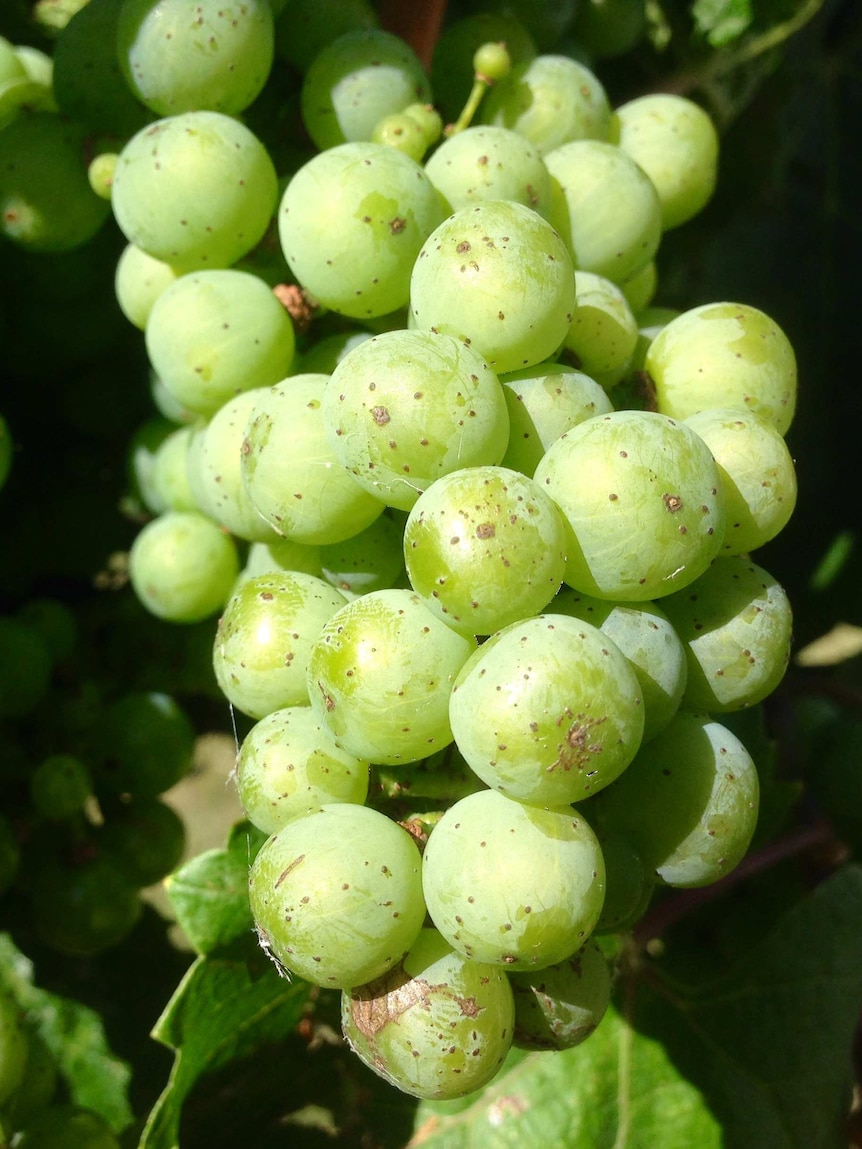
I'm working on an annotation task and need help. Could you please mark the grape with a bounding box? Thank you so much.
[111,111,278,271]
[300,29,430,151]
[87,691,195,798]
[659,555,793,713]
[30,854,142,955]
[5,1029,57,1127]
[553,588,687,743]
[236,706,369,834]
[593,829,653,932]
[97,797,185,886]
[587,710,760,888]
[449,613,644,804]
[213,571,347,719]
[117,0,274,116]
[644,302,797,434]
[241,537,323,583]
[249,803,426,987]
[509,939,611,1050]
[14,1104,120,1149]
[424,125,552,217]
[620,259,658,314]
[150,424,198,512]
[499,361,613,477]
[318,513,405,599]
[278,142,444,319]
[274,0,378,72]
[322,329,510,511]
[409,200,576,375]
[545,139,662,285]
[371,110,428,162]
[114,243,180,331]
[571,0,647,57]
[145,270,295,418]
[30,754,92,820]
[241,374,386,543]
[296,329,372,375]
[0,113,110,252]
[479,0,578,50]
[0,617,53,719]
[0,987,28,1107]
[306,588,476,765]
[15,597,77,663]
[403,465,567,635]
[562,271,640,389]
[479,55,611,154]
[129,510,240,623]
[430,12,537,123]
[684,407,797,555]
[342,928,515,1099]
[422,789,606,969]
[126,415,174,515]
[612,93,719,230]
[533,410,726,601]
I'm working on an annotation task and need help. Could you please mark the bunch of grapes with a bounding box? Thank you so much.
[0,0,799,1104]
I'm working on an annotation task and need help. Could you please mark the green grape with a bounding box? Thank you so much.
[571,0,647,56]
[150,424,198,512]
[249,803,426,987]
[684,407,797,555]
[15,597,77,662]
[402,101,443,147]
[430,12,536,124]
[410,199,576,375]
[278,142,444,319]
[145,270,295,418]
[306,588,476,765]
[30,855,142,956]
[51,0,152,136]
[0,812,21,896]
[545,139,662,285]
[0,113,110,252]
[499,361,613,477]
[117,0,274,116]
[449,613,644,804]
[274,0,378,71]
[14,46,55,91]
[563,270,640,389]
[150,369,195,424]
[236,706,369,834]
[241,537,323,583]
[587,710,759,888]
[97,797,185,886]
[0,617,53,719]
[88,691,195,797]
[300,29,430,151]
[126,415,175,515]
[0,986,28,1107]
[404,465,567,635]
[620,260,658,315]
[86,151,115,199]
[6,1028,57,1127]
[479,54,611,154]
[660,556,793,713]
[371,110,428,162]
[553,588,687,743]
[509,939,611,1050]
[422,789,606,969]
[533,410,726,601]
[475,0,578,50]
[14,1104,120,1149]
[296,329,372,374]
[0,411,11,490]
[241,374,386,543]
[30,754,92,820]
[318,513,405,599]
[114,243,181,331]
[129,510,240,623]
[612,94,719,230]
[424,125,552,217]
[644,302,797,435]
[593,829,653,932]
[0,36,28,85]
[342,928,515,1099]
[111,111,278,271]
[322,329,510,511]
[625,305,681,378]
[213,571,347,719]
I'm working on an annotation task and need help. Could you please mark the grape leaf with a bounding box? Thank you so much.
[139,948,310,1149]
[0,932,133,1133]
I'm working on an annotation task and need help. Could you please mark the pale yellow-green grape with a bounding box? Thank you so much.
[236,706,369,834]
[422,789,606,969]
[86,150,116,199]
[114,243,181,330]
[318,513,405,599]
[371,110,428,162]
[449,613,644,804]
[563,271,640,389]
[296,329,372,374]
[148,425,198,512]
[612,93,719,230]
[620,259,658,314]
[13,46,54,92]
[306,588,476,765]
[684,407,797,554]
[499,362,613,477]
[342,928,516,1099]
[241,537,324,583]
[129,510,239,623]
[424,125,553,217]
[645,302,797,434]
[509,939,611,1050]
[627,304,681,373]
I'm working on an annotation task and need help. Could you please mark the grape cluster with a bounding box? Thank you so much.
[0,0,800,1104]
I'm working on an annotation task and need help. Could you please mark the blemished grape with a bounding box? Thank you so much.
[97,797,186,886]
[342,928,515,1099]
[249,803,426,987]
[236,706,369,834]
[533,410,726,601]
[117,0,274,116]
[509,939,611,1050]
[659,555,793,713]
[30,754,92,820]
[562,270,640,389]
[422,789,606,969]
[404,465,567,635]
[645,302,797,434]
[0,987,28,1108]
[279,142,444,319]
[306,588,476,765]
[322,329,509,511]
[424,125,552,217]
[371,110,428,162]
[409,200,576,375]
[87,691,195,798]
[449,613,644,804]
[13,1104,121,1149]
[129,510,240,623]
[213,571,347,719]
[114,243,180,331]
[587,710,760,888]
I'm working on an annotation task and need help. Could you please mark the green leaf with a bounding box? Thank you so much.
[692,0,754,45]
[0,933,133,1133]
[140,949,311,1149]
